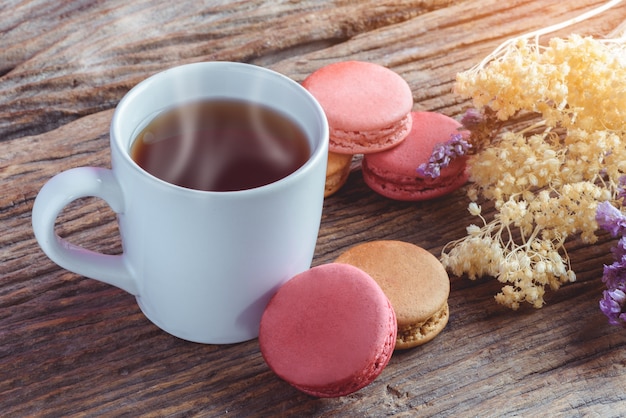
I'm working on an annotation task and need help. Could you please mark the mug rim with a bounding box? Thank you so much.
[111,61,329,196]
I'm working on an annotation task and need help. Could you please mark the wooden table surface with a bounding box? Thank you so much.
[3,1,626,416]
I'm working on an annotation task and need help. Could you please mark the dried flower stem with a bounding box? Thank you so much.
[473,0,624,72]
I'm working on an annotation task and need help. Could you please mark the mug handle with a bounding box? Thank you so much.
[32,167,139,295]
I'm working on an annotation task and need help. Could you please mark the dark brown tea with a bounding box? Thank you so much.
[130,99,310,191]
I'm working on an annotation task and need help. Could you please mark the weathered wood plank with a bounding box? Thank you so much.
[0,0,452,141]
[2,0,626,416]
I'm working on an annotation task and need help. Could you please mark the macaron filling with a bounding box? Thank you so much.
[397,303,449,348]
[330,113,413,153]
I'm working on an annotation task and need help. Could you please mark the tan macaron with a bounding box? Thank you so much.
[336,240,450,349]
[324,152,352,197]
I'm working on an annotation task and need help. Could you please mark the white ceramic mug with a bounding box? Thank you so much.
[32,62,329,344]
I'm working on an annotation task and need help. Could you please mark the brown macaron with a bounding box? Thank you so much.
[325,152,353,197]
[336,240,450,349]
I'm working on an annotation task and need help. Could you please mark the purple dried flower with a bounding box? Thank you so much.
[611,237,626,263]
[417,133,471,178]
[618,175,626,205]
[596,201,626,237]
[596,202,626,327]
[600,288,626,326]
[431,144,447,161]
[598,261,626,327]
[602,262,626,290]
[460,108,484,130]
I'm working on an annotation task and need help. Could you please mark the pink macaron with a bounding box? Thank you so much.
[302,61,413,154]
[259,263,397,398]
[362,111,470,201]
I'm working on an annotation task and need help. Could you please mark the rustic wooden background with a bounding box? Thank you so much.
[2,0,626,416]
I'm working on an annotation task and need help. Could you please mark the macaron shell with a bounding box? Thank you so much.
[362,111,469,201]
[293,298,396,397]
[335,240,450,349]
[302,61,413,154]
[259,263,397,397]
[302,61,413,132]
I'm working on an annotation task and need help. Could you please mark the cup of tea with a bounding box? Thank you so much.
[32,62,329,344]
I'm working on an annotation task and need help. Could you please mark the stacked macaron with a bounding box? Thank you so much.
[303,60,469,200]
[303,61,413,197]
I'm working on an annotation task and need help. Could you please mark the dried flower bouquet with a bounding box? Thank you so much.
[434,0,626,326]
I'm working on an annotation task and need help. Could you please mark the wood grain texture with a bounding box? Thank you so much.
[2,0,626,416]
